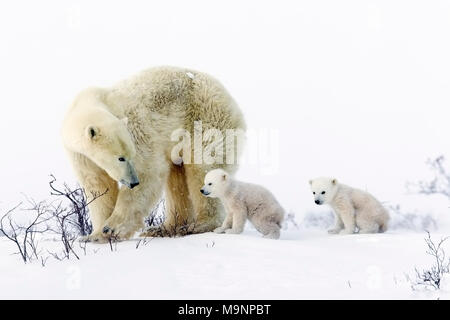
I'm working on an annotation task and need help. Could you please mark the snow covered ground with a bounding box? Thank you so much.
[1,226,449,300]
[1,0,450,300]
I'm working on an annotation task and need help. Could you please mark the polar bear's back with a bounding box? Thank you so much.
[107,66,245,130]
[106,66,246,170]
[186,69,246,132]
[340,184,389,226]
[233,181,284,221]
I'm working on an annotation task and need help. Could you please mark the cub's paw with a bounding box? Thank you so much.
[263,232,280,240]
[328,228,341,234]
[214,227,226,234]
[225,229,242,235]
[339,229,354,235]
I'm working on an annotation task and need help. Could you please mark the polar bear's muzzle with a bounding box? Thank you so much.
[120,161,140,189]
[200,187,210,196]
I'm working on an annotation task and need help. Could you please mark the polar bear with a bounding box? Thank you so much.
[62,66,246,242]
[309,177,389,234]
[201,169,284,239]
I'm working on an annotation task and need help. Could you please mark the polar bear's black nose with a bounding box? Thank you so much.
[200,188,205,194]
[315,200,321,205]
[130,182,140,189]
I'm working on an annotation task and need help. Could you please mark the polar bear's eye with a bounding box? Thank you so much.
[321,191,326,195]
[118,157,126,162]
[208,183,212,186]
[313,192,316,195]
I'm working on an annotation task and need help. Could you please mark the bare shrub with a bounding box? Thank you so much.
[108,235,119,252]
[0,202,52,263]
[49,175,102,236]
[299,210,334,229]
[0,175,106,264]
[412,231,450,290]
[48,203,81,260]
[387,204,437,231]
[408,155,450,199]
[145,213,198,237]
[142,199,201,237]
[282,211,299,230]
[46,175,108,259]
[144,198,166,228]
[135,237,153,249]
[388,155,450,232]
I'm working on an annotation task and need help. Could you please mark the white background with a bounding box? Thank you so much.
[1,0,449,217]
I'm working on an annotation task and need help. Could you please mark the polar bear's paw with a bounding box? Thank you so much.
[224,228,242,235]
[328,228,342,234]
[78,232,110,244]
[339,229,354,235]
[101,216,135,241]
[214,227,227,233]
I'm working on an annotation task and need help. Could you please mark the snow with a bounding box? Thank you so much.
[0,228,449,299]
[1,0,450,300]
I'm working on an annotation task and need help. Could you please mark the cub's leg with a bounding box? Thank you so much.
[254,217,281,239]
[262,225,281,239]
[334,200,356,235]
[214,209,233,233]
[328,212,344,234]
[224,203,247,234]
[356,214,380,234]
[249,208,282,239]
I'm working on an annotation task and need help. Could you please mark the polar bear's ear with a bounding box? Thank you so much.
[222,173,228,181]
[86,126,99,140]
[331,178,337,185]
[121,117,128,126]
[309,180,313,185]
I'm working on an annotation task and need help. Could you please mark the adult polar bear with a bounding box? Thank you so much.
[62,66,246,242]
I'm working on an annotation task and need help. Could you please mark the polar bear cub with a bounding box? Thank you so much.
[201,169,284,239]
[309,177,389,234]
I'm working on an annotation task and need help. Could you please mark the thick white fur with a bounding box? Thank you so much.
[310,177,390,235]
[201,169,284,239]
[62,66,246,242]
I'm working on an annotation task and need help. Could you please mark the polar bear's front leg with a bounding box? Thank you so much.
[214,209,233,233]
[102,179,162,240]
[328,212,344,234]
[224,209,247,235]
[68,152,119,243]
[334,202,356,235]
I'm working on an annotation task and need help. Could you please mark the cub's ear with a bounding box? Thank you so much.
[121,117,128,126]
[309,180,313,185]
[222,173,228,181]
[331,178,338,185]
[86,126,99,140]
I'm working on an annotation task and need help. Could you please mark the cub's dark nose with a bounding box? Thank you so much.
[315,200,321,205]
[200,188,205,194]
[130,182,140,189]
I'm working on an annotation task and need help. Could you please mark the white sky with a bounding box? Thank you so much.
[0,0,449,216]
